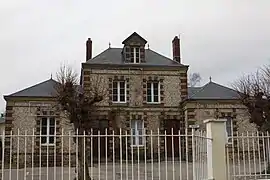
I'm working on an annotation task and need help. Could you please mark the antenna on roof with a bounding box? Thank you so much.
[209,76,212,82]
[147,44,150,49]
[50,73,52,79]
[109,42,111,48]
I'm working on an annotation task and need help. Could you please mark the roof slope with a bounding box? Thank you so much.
[85,48,184,66]
[188,81,240,100]
[6,78,59,98]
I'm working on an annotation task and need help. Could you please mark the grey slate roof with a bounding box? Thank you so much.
[188,81,240,100]
[86,48,184,66]
[6,78,59,98]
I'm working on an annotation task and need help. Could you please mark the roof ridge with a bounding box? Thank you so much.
[7,78,58,97]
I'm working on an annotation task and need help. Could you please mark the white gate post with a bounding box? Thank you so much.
[204,119,227,180]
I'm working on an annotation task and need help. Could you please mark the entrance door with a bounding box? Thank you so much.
[165,120,181,158]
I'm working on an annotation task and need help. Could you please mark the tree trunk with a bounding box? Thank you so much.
[77,136,91,180]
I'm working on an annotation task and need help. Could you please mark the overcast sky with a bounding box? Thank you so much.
[0,0,270,111]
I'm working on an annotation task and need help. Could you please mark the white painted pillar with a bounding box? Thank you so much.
[204,119,227,180]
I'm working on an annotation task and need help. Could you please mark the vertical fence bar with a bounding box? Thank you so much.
[24,130,27,180]
[179,130,182,180]
[144,129,147,180]
[172,128,175,180]
[83,130,86,180]
[267,132,270,174]
[247,132,251,177]
[61,129,64,180]
[242,133,246,177]
[137,131,140,180]
[106,128,108,180]
[125,130,128,180]
[252,132,256,176]
[165,130,167,180]
[185,128,189,180]
[40,129,42,180]
[69,131,71,180]
[192,128,196,180]
[236,132,241,176]
[91,129,93,180]
[120,129,122,180]
[76,129,78,180]
[131,130,134,180]
[17,129,19,180]
[262,132,267,176]
[1,130,4,180]
[158,128,161,180]
[113,130,115,180]
[150,130,153,180]
[232,131,236,180]
[54,125,56,180]
[98,130,101,180]
[47,131,49,180]
[9,131,13,180]
[31,129,34,180]
[257,131,262,175]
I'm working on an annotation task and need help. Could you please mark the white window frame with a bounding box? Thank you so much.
[131,120,145,147]
[147,81,160,103]
[112,81,126,103]
[131,47,140,64]
[41,117,56,146]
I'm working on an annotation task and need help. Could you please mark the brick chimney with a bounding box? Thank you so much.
[172,36,181,63]
[86,38,92,61]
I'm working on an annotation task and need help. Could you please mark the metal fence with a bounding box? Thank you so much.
[226,132,270,180]
[0,128,210,180]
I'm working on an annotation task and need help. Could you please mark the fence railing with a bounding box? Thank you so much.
[226,132,270,180]
[0,127,210,180]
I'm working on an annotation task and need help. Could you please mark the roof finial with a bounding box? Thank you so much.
[109,42,111,48]
[50,73,52,79]
[147,44,150,49]
[209,76,212,82]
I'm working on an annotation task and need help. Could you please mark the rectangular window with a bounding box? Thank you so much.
[41,117,55,145]
[112,81,126,103]
[131,47,140,63]
[147,81,160,103]
[226,117,233,143]
[131,120,144,146]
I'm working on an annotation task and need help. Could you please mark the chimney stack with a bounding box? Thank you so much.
[86,38,92,61]
[172,36,181,63]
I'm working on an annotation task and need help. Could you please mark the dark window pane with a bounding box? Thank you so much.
[147,83,151,89]
[112,95,118,101]
[125,47,130,52]
[139,137,143,145]
[120,89,125,95]
[41,127,47,135]
[153,89,158,96]
[49,127,55,135]
[153,82,159,90]
[126,53,130,58]
[113,89,117,95]
[42,118,47,126]
[136,57,140,63]
[50,118,55,126]
[154,95,159,102]
[49,137,54,144]
[120,95,125,101]
[113,82,117,89]
[41,137,47,144]
[147,95,152,102]
[135,47,139,52]
[119,82,125,89]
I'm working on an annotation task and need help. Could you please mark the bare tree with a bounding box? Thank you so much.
[188,72,202,87]
[232,65,270,173]
[55,65,107,180]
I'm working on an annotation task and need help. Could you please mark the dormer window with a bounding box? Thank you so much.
[131,47,140,63]
[122,32,147,64]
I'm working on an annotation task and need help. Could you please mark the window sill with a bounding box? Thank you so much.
[146,102,161,105]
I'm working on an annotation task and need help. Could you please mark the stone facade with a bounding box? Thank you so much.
[3,98,75,167]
